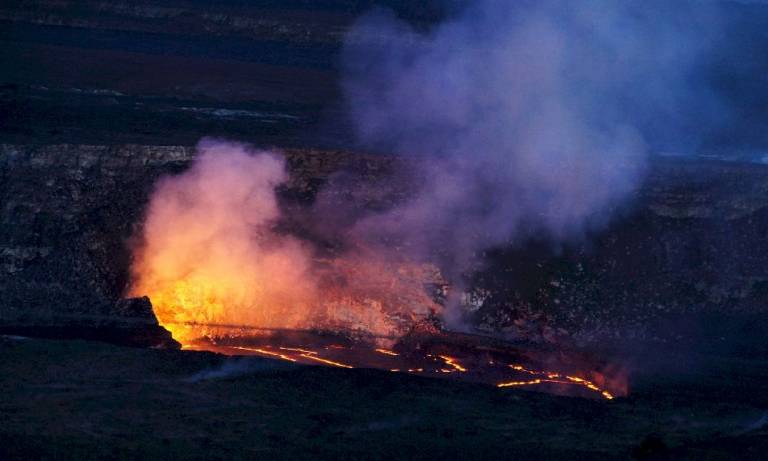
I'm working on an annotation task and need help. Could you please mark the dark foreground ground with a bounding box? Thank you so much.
[2,336,768,460]
[3,2,768,459]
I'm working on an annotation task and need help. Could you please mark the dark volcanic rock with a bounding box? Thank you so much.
[114,296,154,318]
[0,296,179,349]
[468,159,768,355]
[3,336,766,460]
[2,143,768,355]
[0,144,193,347]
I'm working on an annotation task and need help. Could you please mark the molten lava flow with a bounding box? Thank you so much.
[498,364,615,400]
[278,347,354,368]
[375,349,399,356]
[194,335,625,401]
[438,355,467,373]
[225,345,355,368]
[299,354,354,369]
[231,346,297,362]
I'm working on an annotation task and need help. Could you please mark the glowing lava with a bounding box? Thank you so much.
[498,364,615,400]
[438,355,467,373]
[375,348,400,356]
[231,346,297,362]
[192,339,622,400]
[279,347,354,368]
[130,143,625,402]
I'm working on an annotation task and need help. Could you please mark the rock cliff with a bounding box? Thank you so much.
[3,144,768,352]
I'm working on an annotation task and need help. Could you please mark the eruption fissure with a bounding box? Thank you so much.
[438,355,468,373]
[231,346,297,362]
[375,348,400,356]
[202,341,619,400]
[499,364,615,400]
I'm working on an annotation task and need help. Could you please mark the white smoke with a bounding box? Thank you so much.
[341,0,723,323]
[184,357,297,382]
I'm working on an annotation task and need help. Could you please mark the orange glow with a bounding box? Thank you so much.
[438,355,467,372]
[276,346,354,368]
[498,379,543,387]
[498,364,615,400]
[375,348,400,356]
[130,144,625,402]
[129,144,443,345]
[129,145,318,344]
[230,344,354,368]
[201,342,623,400]
[231,346,297,362]
[279,347,316,354]
[299,354,354,369]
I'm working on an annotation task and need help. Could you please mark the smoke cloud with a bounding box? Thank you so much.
[341,0,723,319]
[131,1,729,339]
[184,357,297,383]
[130,140,443,343]
[130,140,318,342]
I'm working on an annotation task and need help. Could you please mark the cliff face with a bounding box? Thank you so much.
[2,1,768,353]
[470,159,768,352]
[0,143,407,346]
[0,144,193,346]
[2,144,768,352]
[1,144,189,317]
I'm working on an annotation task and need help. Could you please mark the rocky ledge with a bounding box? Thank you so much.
[2,144,768,354]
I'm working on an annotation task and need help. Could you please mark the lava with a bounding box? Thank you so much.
[375,348,400,356]
[231,346,297,362]
[188,335,624,400]
[127,132,629,404]
[438,355,467,373]
[498,364,615,400]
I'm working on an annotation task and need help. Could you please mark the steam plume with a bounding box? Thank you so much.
[132,2,727,339]
[130,140,443,343]
[341,0,723,319]
[130,140,318,342]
